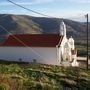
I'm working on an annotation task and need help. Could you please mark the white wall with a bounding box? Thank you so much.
[0,47,59,65]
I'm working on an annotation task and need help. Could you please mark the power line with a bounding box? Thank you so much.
[7,0,56,18]
[0,24,47,60]
[0,14,43,33]
[7,0,87,21]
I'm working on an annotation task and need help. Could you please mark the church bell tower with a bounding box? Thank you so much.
[60,21,66,37]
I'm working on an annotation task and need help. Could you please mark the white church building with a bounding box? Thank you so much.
[0,21,78,66]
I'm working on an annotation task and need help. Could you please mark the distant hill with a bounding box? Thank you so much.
[0,14,90,43]
[0,14,90,56]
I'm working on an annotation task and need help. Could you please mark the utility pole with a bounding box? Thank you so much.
[85,14,89,70]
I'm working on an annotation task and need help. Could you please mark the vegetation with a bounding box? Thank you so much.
[76,43,90,57]
[0,63,90,90]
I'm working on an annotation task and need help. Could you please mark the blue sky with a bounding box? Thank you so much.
[0,0,90,21]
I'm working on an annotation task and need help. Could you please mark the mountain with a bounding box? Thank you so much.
[0,14,90,56]
[0,14,90,43]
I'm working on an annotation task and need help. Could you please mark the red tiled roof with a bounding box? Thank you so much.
[0,34,63,47]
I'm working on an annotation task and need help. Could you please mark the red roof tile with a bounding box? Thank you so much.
[0,34,63,47]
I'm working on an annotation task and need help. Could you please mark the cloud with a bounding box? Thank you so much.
[71,0,90,3]
[19,0,55,5]
[0,0,54,6]
[30,0,54,4]
[0,2,11,6]
[0,0,90,6]
[57,0,90,3]
[26,0,90,4]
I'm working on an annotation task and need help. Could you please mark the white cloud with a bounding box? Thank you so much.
[0,2,11,6]
[30,0,54,4]
[0,0,54,6]
[57,0,90,3]
[70,0,90,3]
[0,0,90,6]
[20,0,55,5]
[0,0,56,6]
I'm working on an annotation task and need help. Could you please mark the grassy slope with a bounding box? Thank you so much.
[0,63,90,90]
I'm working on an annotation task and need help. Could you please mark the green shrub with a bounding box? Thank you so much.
[0,83,9,90]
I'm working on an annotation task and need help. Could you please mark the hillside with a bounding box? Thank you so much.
[0,14,90,38]
[0,14,90,56]
[0,63,90,90]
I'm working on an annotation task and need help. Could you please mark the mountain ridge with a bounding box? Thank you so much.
[0,14,90,42]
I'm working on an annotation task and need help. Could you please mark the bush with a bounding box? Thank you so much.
[0,83,9,90]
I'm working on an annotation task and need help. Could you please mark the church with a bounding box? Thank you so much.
[0,21,78,66]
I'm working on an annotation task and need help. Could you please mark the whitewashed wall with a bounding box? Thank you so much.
[0,47,60,65]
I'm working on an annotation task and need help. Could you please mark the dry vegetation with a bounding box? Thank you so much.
[0,63,90,90]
